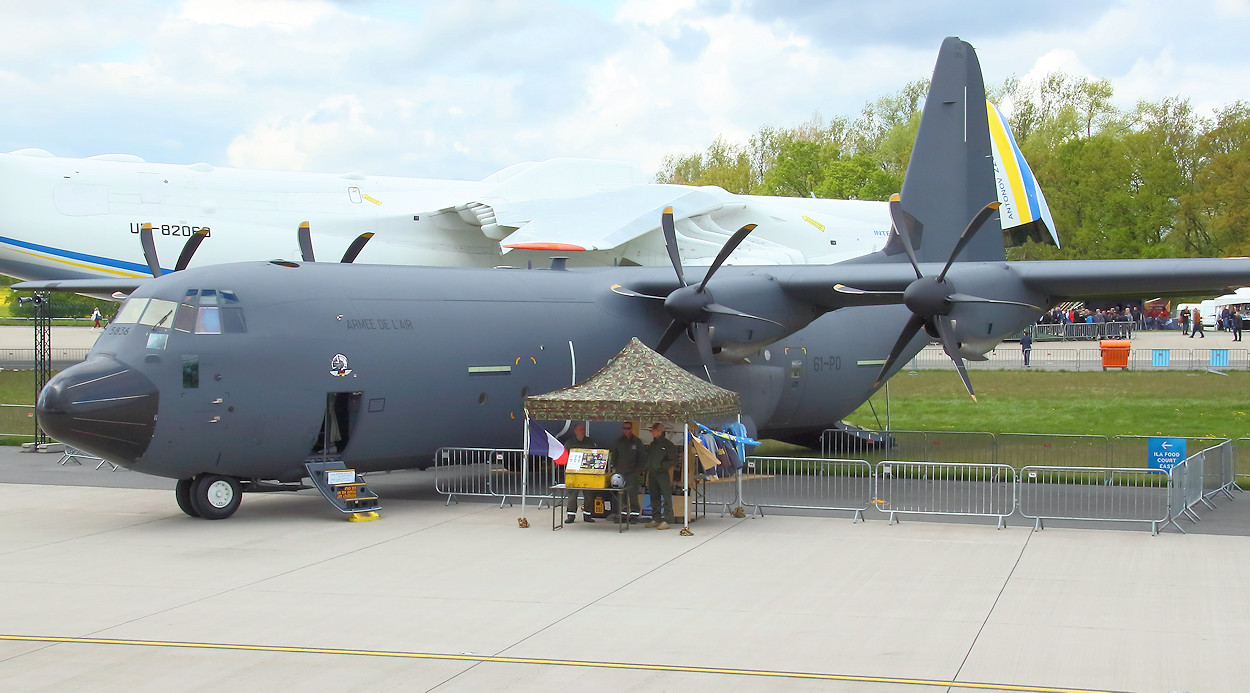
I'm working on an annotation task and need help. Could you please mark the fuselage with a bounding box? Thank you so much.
[38,259,958,483]
[0,150,890,282]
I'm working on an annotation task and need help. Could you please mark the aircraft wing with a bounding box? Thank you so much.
[11,277,145,295]
[1012,258,1250,298]
[770,257,1250,310]
[490,184,743,252]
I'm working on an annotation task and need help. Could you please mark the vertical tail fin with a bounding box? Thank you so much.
[891,37,1004,265]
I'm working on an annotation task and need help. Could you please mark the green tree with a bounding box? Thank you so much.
[1184,101,1250,256]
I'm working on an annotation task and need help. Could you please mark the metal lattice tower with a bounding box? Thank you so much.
[33,293,50,447]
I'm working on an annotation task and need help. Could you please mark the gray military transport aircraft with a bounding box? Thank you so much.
[18,37,1250,520]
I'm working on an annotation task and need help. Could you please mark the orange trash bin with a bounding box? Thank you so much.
[1099,339,1130,370]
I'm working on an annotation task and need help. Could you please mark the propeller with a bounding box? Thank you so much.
[613,206,777,379]
[858,194,1038,401]
[139,224,210,277]
[297,221,375,264]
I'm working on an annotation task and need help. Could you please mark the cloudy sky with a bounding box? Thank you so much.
[3,0,1248,182]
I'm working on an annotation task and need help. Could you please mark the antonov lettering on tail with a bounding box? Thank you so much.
[19,38,1183,523]
[0,108,1052,283]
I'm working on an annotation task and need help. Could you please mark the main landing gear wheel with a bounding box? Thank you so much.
[189,474,242,520]
[175,478,200,518]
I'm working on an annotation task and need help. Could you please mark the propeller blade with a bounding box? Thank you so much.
[661,206,686,287]
[173,229,210,272]
[703,302,784,326]
[655,320,686,355]
[610,284,666,300]
[934,317,976,401]
[888,194,922,279]
[339,232,375,264]
[692,322,717,382]
[298,221,315,262]
[939,201,1001,280]
[947,293,1040,311]
[139,224,162,278]
[697,223,758,293]
[875,313,927,386]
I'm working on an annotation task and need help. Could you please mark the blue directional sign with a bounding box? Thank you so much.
[1148,437,1186,471]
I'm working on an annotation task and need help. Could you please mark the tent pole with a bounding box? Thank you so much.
[681,422,692,536]
[519,409,530,528]
[736,414,744,514]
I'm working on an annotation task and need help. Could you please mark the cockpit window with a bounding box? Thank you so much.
[113,298,148,324]
[138,299,178,327]
[196,307,221,334]
[173,303,197,332]
[117,289,245,334]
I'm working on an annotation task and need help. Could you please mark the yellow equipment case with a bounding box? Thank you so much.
[564,448,611,489]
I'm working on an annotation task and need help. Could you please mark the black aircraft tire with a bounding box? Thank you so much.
[190,474,242,520]
[175,478,200,518]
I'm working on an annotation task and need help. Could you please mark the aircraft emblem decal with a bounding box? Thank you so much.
[330,354,353,377]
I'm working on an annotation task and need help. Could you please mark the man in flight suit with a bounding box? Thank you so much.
[562,422,599,523]
[609,421,645,523]
[644,422,677,530]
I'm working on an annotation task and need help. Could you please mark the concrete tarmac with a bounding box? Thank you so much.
[2,327,1249,691]
[2,448,1250,693]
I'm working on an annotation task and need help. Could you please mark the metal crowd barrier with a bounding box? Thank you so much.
[434,447,563,508]
[852,430,995,465]
[487,449,561,507]
[54,444,118,470]
[1029,322,1134,340]
[433,447,498,504]
[1109,435,1228,469]
[1238,438,1250,486]
[739,457,873,521]
[432,439,1244,534]
[0,403,37,438]
[1166,457,1208,532]
[874,461,1016,528]
[904,345,1249,371]
[996,433,1110,469]
[1199,440,1237,504]
[0,347,91,369]
[698,468,744,516]
[1018,466,1170,534]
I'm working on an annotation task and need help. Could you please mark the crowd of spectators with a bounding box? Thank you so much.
[1038,306,1139,326]
[1035,303,1248,334]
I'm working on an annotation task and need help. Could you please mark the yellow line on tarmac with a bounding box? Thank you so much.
[0,634,1125,693]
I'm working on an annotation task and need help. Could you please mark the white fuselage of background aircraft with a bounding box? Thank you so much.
[0,150,892,282]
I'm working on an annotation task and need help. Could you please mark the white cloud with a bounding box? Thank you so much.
[2,0,1250,180]
[179,0,335,29]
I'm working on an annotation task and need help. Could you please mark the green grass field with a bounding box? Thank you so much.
[843,370,1248,439]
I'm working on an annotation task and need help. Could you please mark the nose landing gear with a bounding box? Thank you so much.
[175,474,242,519]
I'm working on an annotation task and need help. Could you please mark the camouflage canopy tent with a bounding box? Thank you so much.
[523,338,740,534]
[524,337,740,422]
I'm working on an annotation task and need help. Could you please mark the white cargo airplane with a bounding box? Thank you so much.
[0,105,1053,282]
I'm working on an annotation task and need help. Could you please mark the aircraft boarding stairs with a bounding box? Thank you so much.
[304,457,382,516]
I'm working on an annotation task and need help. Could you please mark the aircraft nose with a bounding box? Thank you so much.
[37,356,158,465]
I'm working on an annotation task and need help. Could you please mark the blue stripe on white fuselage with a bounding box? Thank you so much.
[0,236,158,276]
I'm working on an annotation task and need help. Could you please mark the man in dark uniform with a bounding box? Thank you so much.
[609,421,645,522]
[562,422,599,523]
[644,422,677,530]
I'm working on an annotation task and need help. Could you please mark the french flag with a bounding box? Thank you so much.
[529,420,568,466]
